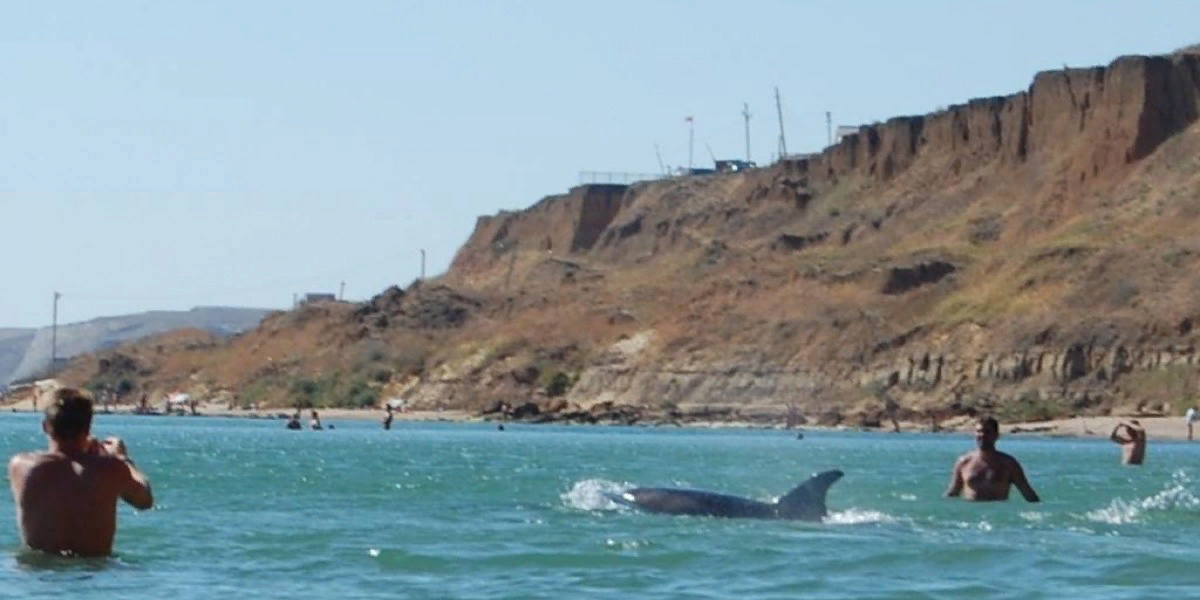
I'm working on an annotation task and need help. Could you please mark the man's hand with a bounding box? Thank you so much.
[101,437,129,459]
[86,436,130,459]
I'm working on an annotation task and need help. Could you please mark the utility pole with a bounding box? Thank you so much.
[50,291,61,375]
[742,102,752,162]
[292,292,298,309]
[654,143,666,175]
[775,87,787,159]
[420,249,426,280]
[685,115,694,171]
[338,281,345,301]
[826,111,833,146]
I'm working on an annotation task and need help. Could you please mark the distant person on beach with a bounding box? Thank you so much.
[945,416,1040,503]
[310,410,323,430]
[383,405,394,430]
[286,411,302,430]
[1109,419,1146,465]
[7,387,153,557]
[1187,406,1198,441]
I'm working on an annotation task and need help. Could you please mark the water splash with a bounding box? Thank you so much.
[604,538,652,550]
[561,479,633,511]
[825,509,900,525]
[1086,470,1200,525]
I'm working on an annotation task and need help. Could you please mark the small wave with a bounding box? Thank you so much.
[1085,470,1200,525]
[948,520,993,531]
[825,509,900,525]
[604,538,652,550]
[562,479,633,511]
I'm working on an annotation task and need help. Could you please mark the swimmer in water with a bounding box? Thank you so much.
[944,416,1040,502]
[8,387,154,556]
[1109,419,1146,465]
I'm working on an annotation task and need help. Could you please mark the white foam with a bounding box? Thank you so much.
[825,508,900,525]
[561,479,633,511]
[604,538,650,550]
[1085,470,1200,525]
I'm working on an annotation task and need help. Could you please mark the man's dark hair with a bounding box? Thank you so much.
[979,416,999,434]
[44,387,94,439]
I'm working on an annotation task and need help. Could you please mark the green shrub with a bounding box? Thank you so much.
[545,371,572,397]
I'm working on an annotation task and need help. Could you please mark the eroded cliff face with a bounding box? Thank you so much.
[424,51,1200,424]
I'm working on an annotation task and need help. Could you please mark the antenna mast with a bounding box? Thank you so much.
[774,87,787,159]
[706,142,717,165]
[826,111,833,146]
[654,143,666,175]
[685,116,694,171]
[742,102,751,162]
[51,291,60,375]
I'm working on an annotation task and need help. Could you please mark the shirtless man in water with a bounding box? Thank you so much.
[1110,419,1146,465]
[945,416,1040,502]
[7,387,153,557]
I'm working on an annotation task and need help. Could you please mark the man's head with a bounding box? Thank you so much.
[975,416,999,448]
[42,387,94,442]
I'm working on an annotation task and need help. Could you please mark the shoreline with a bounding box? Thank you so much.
[3,398,1195,442]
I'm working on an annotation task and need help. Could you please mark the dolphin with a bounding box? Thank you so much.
[608,469,844,521]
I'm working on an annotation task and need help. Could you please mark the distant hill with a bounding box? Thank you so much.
[2,306,271,384]
[0,328,36,387]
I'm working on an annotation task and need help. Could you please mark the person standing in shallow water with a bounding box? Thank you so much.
[310,409,323,430]
[1110,419,1146,465]
[383,405,394,430]
[945,416,1040,503]
[7,387,154,557]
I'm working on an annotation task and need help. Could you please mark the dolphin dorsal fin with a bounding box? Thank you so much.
[776,469,844,520]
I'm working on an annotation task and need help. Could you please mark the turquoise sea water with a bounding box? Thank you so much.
[2,413,1199,599]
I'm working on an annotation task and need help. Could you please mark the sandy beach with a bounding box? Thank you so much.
[0,396,476,424]
[3,394,1193,441]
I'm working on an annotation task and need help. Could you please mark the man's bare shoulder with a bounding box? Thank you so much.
[995,450,1026,468]
[8,451,48,481]
[10,451,122,472]
[9,451,46,470]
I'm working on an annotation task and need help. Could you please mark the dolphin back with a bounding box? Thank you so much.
[775,469,844,520]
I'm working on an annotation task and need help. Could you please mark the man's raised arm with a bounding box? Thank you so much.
[103,438,153,510]
[1110,424,1131,445]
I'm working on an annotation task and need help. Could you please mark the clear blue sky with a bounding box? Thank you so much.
[2,1,1194,328]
